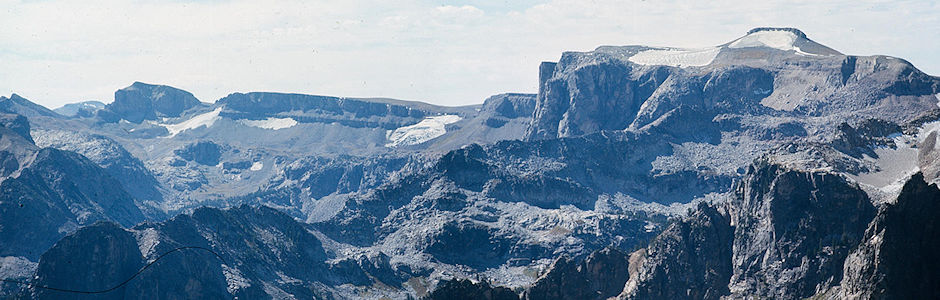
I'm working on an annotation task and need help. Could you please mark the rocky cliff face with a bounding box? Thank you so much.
[839,173,940,299]
[32,222,145,300]
[620,203,732,300]
[728,162,875,298]
[0,113,33,143]
[174,140,223,166]
[523,247,632,300]
[0,146,146,260]
[426,279,519,300]
[33,129,165,209]
[1,115,146,261]
[103,82,203,123]
[29,205,417,299]
[510,162,883,300]
[217,92,471,130]
[480,93,537,125]
[527,29,939,141]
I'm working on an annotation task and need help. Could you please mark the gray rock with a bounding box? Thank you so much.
[0,113,33,143]
[620,203,732,300]
[524,247,632,300]
[174,141,222,166]
[105,82,203,123]
[839,173,940,299]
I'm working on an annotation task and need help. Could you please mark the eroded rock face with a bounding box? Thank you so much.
[0,147,145,260]
[0,113,33,143]
[480,93,537,129]
[839,173,940,299]
[33,130,164,205]
[34,222,144,300]
[522,163,879,300]
[620,204,733,300]
[527,61,661,140]
[29,205,397,299]
[217,92,437,130]
[831,119,902,158]
[106,82,202,123]
[526,31,939,142]
[481,94,536,120]
[174,141,222,166]
[523,247,632,300]
[728,162,875,298]
[426,279,519,300]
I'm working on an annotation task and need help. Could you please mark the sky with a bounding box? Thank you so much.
[1,0,938,109]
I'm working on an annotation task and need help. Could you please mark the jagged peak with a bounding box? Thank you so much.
[4,93,29,102]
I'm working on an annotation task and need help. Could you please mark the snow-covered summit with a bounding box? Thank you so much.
[729,30,801,51]
[726,27,841,56]
[622,27,842,67]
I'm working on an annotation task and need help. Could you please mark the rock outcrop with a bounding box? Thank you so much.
[839,173,940,299]
[104,82,203,123]
[426,279,519,300]
[1,117,145,260]
[524,247,632,300]
[0,113,33,143]
[526,29,939,141]
[29,205,409,299]
[174,141,223,166]
[727,162,875,298]
[528,162,878,300]
[620,204,732,300]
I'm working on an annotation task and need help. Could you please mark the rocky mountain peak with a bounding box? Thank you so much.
[746,27,807,39]
[0,94,60,119]
[725,27,841,56]
[526,27,938,140]
[104,82,203,123]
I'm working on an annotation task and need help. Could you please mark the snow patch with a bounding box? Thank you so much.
[135,228,160,258]
[239,117,298,130]
[261,281,296,299]
[628,47,720,67]
[935,93,940,108]
[158,107,223,137]
[222,264,251,293]
[729,30,798,51]
[847,124,940,195]
[276,271,302,284]
[250,161,264,171]
[385,115,462,147]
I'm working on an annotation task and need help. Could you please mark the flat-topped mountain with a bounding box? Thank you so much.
[98,82,205,123]
[528,27,939,140]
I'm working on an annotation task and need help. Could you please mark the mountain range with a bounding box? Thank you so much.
[1,27,939,299]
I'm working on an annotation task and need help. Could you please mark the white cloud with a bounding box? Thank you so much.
[435,5,484,17]
[1,0,938,109]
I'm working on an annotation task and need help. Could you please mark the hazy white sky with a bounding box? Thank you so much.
[2,0,938,108]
